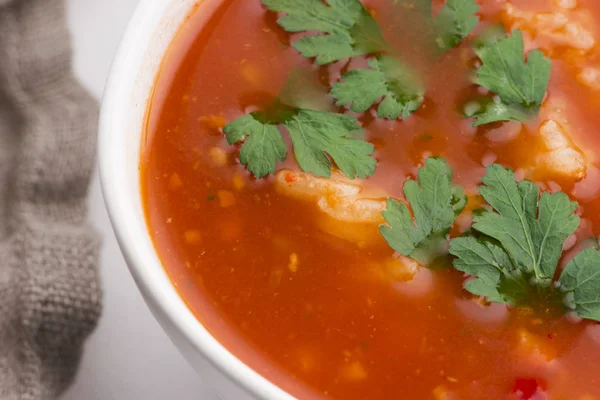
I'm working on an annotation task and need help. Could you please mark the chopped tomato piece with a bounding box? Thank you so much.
[513,378,546,400]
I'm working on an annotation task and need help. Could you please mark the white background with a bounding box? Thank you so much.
[61,0,216,399]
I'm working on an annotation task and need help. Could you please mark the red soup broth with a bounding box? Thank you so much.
[141,0,600,399]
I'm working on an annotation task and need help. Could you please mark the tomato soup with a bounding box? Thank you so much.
[142,1,600,398]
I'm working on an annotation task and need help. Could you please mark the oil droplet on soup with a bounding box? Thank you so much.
[142,0,600,398]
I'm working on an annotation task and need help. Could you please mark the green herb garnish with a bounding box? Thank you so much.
[559,249,600,321]
[262,0,388,65]
[285,110,376,179]
[375,160,600,322]
[224,106,375,179]
[224,67,376,179]
[223,113,288,179]
[380,157,467,265]
[433,0,481,52]
[330,54,424,120]
[264,0,479,121]
[451,164,579,287]
[447,164,600,321]
[470,30,552,126]
[228,1,555,182]
[329,0,478,120]
[393,0,479,53]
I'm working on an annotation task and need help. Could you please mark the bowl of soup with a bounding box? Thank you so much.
[100,0,600,399]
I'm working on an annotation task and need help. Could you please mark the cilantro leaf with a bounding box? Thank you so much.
[450,164,580,307]
[472,30,552,126]
[224,114,287,178]
[326,1,478,121]
[393,0,479,53]
[380,158,467,265]
[559,249,600,321]
[450,235,511,303]
[224,67,376,179]
[330,55,424,120]
[262,0,387,65]
[466,98,531,126]
[285,110,375,179]
[474,164,579,281]
[224,109,375,179]
[435,0,480,52]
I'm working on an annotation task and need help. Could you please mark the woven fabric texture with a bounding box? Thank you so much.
[0,0,102,398]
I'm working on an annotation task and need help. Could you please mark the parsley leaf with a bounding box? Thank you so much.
[475,164,579,281]
[262,0,387,65]
[224,113,287,178]
[328,0,478,121]
[285,110,376,179]
[434,0,480,52]
[394,0,479,53]
[465,97,531,126]
[471,30,552,126]
[451,234,538,306]
[330,55,424,120]
[224,108,375,179]
[224,67,376,179]
[559,249,600,321]
[450,164,580,307]
[380,157,467,265]
[450,235,511,302]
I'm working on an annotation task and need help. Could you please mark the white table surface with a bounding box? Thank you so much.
[61,1,216,399]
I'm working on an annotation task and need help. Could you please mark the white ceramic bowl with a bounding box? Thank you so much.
[98,1,294,399]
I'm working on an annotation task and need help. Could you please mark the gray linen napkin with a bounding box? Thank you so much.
[0,0,102,398]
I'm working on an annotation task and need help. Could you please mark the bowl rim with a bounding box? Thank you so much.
[98,1,293,399]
